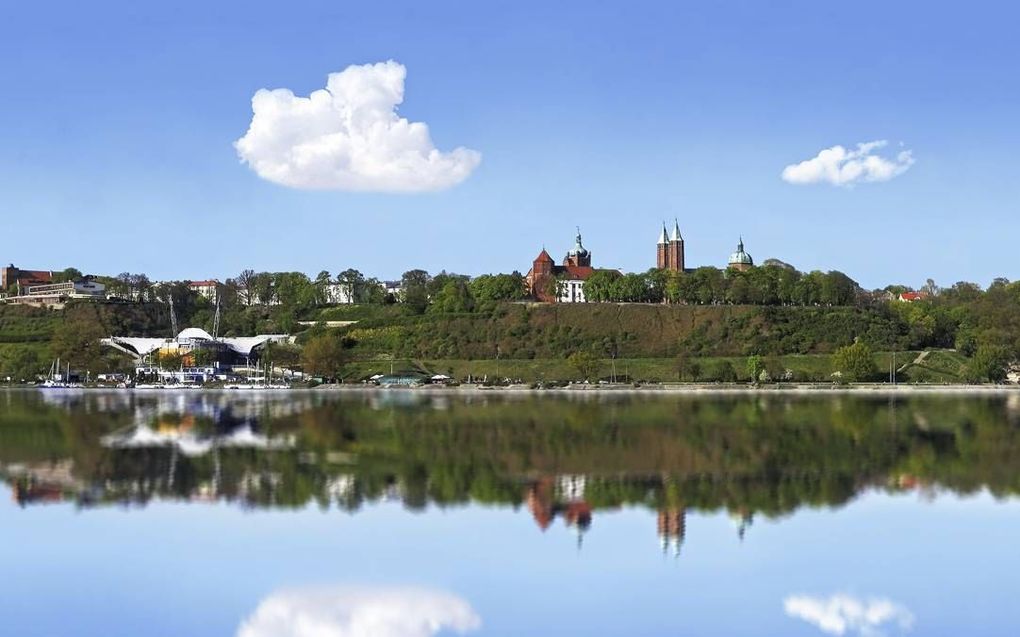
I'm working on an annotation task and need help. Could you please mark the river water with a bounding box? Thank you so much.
[2,389,1018,636]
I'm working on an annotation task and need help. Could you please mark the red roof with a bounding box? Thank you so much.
[20,270,52,280]
[561,265,594,280]
[898,291,927,301]
[189,280,218,287]
[534,249,554,263]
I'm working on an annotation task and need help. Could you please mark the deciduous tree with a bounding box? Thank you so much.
[831,340,878,382]
[301,334,348,379]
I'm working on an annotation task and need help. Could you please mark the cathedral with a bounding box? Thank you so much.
[654,221,754,273]
[525,224,757,304]
[525,229,597,303]
[656,220,685,272]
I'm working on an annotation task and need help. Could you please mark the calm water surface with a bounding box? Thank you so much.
[2,389,1019,636]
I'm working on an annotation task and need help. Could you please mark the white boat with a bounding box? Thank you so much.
[223,383,290,390]
[40,358,83,388]
[40,379,83,389]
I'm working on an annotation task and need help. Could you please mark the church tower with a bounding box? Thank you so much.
[564,227,591,268]
[656,223,670,269]
[657,220,684,272]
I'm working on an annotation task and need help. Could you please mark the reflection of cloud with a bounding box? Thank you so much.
[784,594,914,636]
[237,586,481,637]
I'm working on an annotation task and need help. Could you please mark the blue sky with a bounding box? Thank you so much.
[1,0,1017,289]
[3,491,1019,636]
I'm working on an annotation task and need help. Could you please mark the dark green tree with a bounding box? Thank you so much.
[966,345,1010,383]
[400,270,431,314]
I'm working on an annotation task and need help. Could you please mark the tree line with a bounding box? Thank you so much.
[581,263,860,306]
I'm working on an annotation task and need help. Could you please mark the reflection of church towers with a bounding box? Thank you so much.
[526,474,592,547]
[657,506,686,557]
[527,477,556,531]
[656,220,685,272]
[730,509,753,541]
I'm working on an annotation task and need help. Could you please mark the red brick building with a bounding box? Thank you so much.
[525,229,597,302]
[1,264,53,294]
[656,220,685,272]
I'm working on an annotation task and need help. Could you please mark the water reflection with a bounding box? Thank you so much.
[6,389,1020,635]
[783,594,915,636]
[4,390,1020,546]
[236,587,481,637]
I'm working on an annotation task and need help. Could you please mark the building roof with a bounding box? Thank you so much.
[534,249,554,263]
[561,265,595,280]
[102,329,290,359]
[177,327,214,340]
[729,237,753,266]
[19,270,53,280]
[898,291,927,302]
[566,229,589,258]
[658,224,669,245]
[189,280,218,287]
[671,219,683,242]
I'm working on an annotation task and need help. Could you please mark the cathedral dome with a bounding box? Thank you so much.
[565,228,591,265]
[728,238,753,267]
[568,231,588,257]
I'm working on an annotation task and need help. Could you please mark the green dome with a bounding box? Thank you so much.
[568,228,588,257]
[728,238,753,266]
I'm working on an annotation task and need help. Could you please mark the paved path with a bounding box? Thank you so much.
[898,350,931,374]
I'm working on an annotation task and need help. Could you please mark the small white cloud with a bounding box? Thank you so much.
[781,141,914,186]
[235,61,481,192]
[784,593,915,637]
[236,586,481,637]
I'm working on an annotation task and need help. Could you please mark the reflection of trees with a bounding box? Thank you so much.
[4,392,1020,516]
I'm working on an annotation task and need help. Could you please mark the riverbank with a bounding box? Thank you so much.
[315,382,1020,395]
[3,381,1018,395]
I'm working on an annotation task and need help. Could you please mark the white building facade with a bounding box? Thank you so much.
[557,279,586,303]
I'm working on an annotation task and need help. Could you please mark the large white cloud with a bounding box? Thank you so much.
[784,593,915,636]
[235,61,481,192]
[781,141,914,186]
[236,586,481,637]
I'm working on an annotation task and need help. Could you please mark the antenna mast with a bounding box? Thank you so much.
[212,293,221,341]
[169,296,178,337]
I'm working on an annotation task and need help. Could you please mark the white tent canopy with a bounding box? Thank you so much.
[101,328,290,361]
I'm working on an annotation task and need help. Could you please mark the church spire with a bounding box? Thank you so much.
[658,222,669,245]
[671,218,683,242]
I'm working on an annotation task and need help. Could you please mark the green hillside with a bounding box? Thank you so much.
[336,303,913,360]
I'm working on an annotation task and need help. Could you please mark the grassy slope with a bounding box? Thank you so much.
[0,305,59,365]
[898,350,969,383]
[334,302,912,361]
[340,351,924,383]
[0,302,972,383]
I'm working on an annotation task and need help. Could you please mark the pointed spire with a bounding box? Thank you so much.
[658,222,669,245]
[738,235,744,251]
[671,218,683,242]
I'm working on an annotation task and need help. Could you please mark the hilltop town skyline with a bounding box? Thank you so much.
[2,2,1019,288]
[1,222,957,301]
